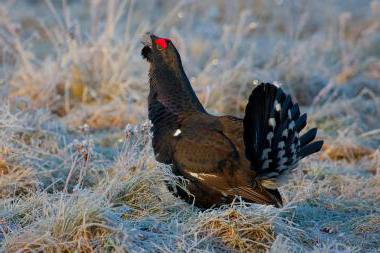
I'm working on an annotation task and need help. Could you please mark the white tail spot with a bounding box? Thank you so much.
[290,144,296,153]
[282,129,288,138]
[173,129,182,137]
[276,165,287,172]
[288,109,292,119]
[278,157,288,164]
[278,141,285,149]
[269,118,276,128]
[277,150,285,159]
[288,121,295,130]
[261,148,272,160]
[267,132,274,146]
[262,159,272,169]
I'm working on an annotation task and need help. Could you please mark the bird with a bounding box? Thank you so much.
[141,33,323,208]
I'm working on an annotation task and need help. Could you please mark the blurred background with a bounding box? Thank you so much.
[0,1,379,252]
[1,0,379,131]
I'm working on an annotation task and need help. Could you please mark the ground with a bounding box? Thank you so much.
[0,0,379,252]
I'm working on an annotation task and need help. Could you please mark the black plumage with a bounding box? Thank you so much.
[142,33,323,208]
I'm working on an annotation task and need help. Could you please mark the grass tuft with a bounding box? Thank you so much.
[0,0,379,252]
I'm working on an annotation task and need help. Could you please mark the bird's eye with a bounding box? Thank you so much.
[157,44,164,51]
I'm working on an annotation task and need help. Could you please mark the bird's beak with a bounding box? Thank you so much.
[141,32,154,62]
[141,32,162,50]
[141,32,153,48]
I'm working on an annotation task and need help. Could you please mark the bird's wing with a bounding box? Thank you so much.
[175,116,282,206]
[172,122,281,206]
[218,116,246,157]
[173,125,240,175]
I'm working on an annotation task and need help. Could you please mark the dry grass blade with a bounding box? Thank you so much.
[0,0,379,252]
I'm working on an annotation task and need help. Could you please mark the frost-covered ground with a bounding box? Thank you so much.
[0,0,379,252]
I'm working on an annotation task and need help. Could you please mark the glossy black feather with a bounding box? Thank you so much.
[300,128,318,146]
[243,83,323,179]
[141,46,152,62]
[143,34,323,208]
[295,114,307,132]
[298,140,324,158]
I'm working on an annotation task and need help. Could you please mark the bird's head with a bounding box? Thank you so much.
[141,33,182,70]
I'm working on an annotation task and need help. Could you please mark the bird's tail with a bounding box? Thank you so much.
[243,83,323,187]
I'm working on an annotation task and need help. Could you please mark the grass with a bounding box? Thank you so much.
[0,0,379,252]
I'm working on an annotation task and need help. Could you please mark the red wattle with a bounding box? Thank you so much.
[155,38,169,49]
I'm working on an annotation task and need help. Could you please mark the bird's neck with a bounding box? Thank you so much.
[149,65,206,113]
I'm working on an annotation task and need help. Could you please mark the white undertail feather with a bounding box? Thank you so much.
[262,159,272,169]
[277,150,285,159]
[261,148,272,160]
[244,83,323,188]
[277,165,287,171]
[266,132,273,146]
[260,179,278,189]
[278,157,288,166]
[290,144,296,153]
[289,121,295,130]
[292,153,297,163]
[261,172,292,189]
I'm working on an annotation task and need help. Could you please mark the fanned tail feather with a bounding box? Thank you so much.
[243,83,323,183]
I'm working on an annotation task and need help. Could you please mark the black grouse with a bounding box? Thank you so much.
[141,33,323,208]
